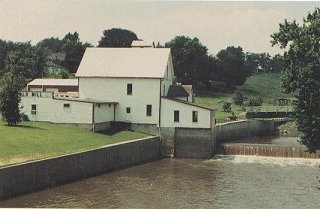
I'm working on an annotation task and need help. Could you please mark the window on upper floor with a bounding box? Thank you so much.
[127,83,132,95]
[126,107,131,113]
[192,111,198,122]
[174,110,179,122]
[146,105,152,116]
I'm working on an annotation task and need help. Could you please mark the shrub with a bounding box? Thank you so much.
[247,97,263,106]
[233,90,245,105]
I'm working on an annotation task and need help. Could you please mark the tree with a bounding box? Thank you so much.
[0,51,30,126]
[165,36,217,90]
[271,8,320,152]
[233,90,245,106]
[216,46,248,89]
[245,52,272,74]
[36,37,64,53]
[270,54,284,73]
[98,28,138,47]
[61,32,92,73]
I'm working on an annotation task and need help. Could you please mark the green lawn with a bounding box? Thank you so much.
[195,73,293,120]
[0,121,147,167]
[241,73,291,103]
[195,96,243,119]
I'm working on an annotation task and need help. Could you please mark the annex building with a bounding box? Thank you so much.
[20,45,215,134]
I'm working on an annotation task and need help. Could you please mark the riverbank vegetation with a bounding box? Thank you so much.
[0,121,147,167]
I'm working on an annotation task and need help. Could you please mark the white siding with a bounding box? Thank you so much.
[161,98,213,128]
[29,88,43,92]
[79,77,160,125]
[94,104,114,123]
[161,53,174,96]
[20,95,93,124]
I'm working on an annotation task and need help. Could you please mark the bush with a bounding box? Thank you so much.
[60,69,70,79]
[233,90,245,105]
[247,97,263,106]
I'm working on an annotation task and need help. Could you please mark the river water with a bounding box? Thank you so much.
[1,155,320,208]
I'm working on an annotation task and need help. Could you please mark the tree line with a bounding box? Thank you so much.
[0,28,283,125]
[0,28,284,92]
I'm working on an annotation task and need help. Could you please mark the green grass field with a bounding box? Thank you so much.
[240,73,290,102]
[195,73,293,120]
[0,121,147,167]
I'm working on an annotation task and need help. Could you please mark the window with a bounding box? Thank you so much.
[31,104,37,114]
[174,110,179,122]
[146,105,152,116]
[127,83,132,95]
[63,103,70,108]
[126,107,131,113]
[192,111,198,122]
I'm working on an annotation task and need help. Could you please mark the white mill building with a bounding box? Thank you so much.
[20,46,215,134]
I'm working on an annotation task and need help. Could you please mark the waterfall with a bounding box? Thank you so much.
[218,143,320,158]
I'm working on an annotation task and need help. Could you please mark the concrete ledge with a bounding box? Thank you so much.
[215,119,275,145]
[175,128,214,159]
[0,136,161,200]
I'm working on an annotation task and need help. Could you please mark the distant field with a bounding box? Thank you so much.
[195,73,293,120]
[240,73,291,102]
[0,121,147,167]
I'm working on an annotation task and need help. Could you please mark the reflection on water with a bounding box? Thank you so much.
[1,156,320,209]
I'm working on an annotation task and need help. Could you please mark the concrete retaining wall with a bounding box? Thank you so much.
[215,119,275,145]
[130,123,159,136]
[0,136,160,200]
[160,127,176,157]
[93,122,111,132]
[175,128,214,158]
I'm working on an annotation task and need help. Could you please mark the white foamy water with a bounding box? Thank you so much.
[212,154,320,167]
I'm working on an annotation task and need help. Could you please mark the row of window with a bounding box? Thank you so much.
[126,105,152,116]
[125,106,198,123]
[174,110,198,123]
[31,103,199,123]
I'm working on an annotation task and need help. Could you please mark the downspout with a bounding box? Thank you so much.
[92,103,95,132]
[159,79,162,131]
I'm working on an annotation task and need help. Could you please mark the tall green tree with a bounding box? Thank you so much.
[165,36,217,90]
[0,50,29,125]
[216,46,248,89]
[36,37,64,53]
[61,32,92,73]
[98,28,138,47]
[271,8,320,152]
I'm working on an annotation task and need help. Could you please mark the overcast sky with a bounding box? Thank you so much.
[0,0,319,55]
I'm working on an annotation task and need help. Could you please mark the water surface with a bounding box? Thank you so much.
[1,156,319,208]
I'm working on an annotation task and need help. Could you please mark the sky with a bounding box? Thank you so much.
[0,0,319,55]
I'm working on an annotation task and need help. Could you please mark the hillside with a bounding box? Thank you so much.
[195,73,293,119]
[240,73,291,102]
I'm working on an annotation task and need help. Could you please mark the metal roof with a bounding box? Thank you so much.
[167,85,189,97]
[27,79,78,86]
[75,48,171,78]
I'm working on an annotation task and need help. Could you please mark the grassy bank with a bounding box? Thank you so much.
[195,73,293,120]
[0,121,147,167]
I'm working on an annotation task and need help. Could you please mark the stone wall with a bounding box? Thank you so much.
[160,127,176,157]
[175,128,214,158]
[130,123,160,136]
[215,119,275,145]
[93,122,111,132]
[0,136,160,200]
